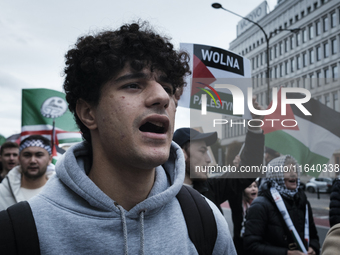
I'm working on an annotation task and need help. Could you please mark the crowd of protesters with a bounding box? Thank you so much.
[0,20,338,255]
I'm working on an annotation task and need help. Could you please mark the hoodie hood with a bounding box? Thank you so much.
[51,141,185,218]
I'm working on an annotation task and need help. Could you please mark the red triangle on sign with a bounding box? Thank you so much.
[262,88,299,134]
[191,55,216,95]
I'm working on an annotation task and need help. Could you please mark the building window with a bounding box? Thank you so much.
[331,38,337,54]
[260,53,263,65]
[333,93,339,111]
[295,15,299,22]
[324,42,329,58]
[296,33,300,47]
[296,79,300,88]
[274,66,278,78]
[332,65,338,81]
[280,64,283,77]
[314,2,318,10]
[270,47,273,60]
[309,25,314,39]
[325,94,330,108]
[302,29,307,43]
[316,20,321,36]
[323,16,329,32]
[285,61,289,75]
[290,36,294,50]
[274,45,278,58]
[310,73,315,89]
[316,71,322,87]
[291,58,295,72]
[296,55,301,70]
[309,49,314,64]
[316,45,321,61]
[279,42,283,55]
[303,76,307,88]
[285,39,289,52]
[307,6,311,14]
[303,52,307,67]
[324,68,330,84]
[331,12,336,28]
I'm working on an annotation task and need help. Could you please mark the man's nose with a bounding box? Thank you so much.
[145,81,170,109]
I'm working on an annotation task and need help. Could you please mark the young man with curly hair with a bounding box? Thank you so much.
[0,22,236,254]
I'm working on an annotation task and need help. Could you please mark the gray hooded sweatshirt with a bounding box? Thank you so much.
[29,141,236,255]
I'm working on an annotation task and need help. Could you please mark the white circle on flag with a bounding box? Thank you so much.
[40,97,68,118]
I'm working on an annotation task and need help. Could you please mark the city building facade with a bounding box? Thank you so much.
[223,0,340,174]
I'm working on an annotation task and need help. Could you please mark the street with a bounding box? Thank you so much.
[222,191,331,251]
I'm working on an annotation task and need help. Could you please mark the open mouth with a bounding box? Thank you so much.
[139,121,167,134]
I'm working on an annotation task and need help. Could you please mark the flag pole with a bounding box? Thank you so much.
[51,118,57,158]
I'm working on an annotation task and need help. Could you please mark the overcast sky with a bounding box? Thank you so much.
[0,0,277,138]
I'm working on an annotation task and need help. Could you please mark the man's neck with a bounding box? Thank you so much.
[89,160,156,211]
[21,174,48,189]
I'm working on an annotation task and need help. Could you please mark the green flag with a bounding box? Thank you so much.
[0,134,6,146]
[21,88,82,145]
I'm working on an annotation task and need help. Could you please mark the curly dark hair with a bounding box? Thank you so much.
[63,22,191,143]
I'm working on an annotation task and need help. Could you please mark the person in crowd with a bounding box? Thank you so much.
[173,106,264,255]
[244,155,320,255]
[321,222,340,255]
[264,146,280,165]
[236,180,259,255]
[0,22,236,254]
[0,141,19,182]
[0,135,54,210]
[329,177,340,227]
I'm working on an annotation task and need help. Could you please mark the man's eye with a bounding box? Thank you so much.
[124,83,140,89]
[163,86,173,95]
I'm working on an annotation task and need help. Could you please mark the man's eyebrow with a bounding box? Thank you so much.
[158,75,171,84]
[114,73,148,83]
[114,72,171,84]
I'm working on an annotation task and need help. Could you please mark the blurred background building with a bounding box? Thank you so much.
[220,0,340,175]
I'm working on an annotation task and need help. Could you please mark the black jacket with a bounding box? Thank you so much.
[329,178,340,227]
[244,182,320,255]
[193,130,264,254]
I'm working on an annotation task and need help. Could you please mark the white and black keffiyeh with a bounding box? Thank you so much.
[19,139,52,155]
[266,155,300,198]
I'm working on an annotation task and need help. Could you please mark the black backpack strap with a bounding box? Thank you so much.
[176,185,217,255]
[0,201,41,255]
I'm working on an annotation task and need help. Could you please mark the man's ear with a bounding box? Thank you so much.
[48,154,53,165]
[76,99,97,130]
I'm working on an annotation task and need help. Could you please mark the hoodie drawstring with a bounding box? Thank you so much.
[117,204,129,255]
[139,210,145,255]
[116,204,146,255]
